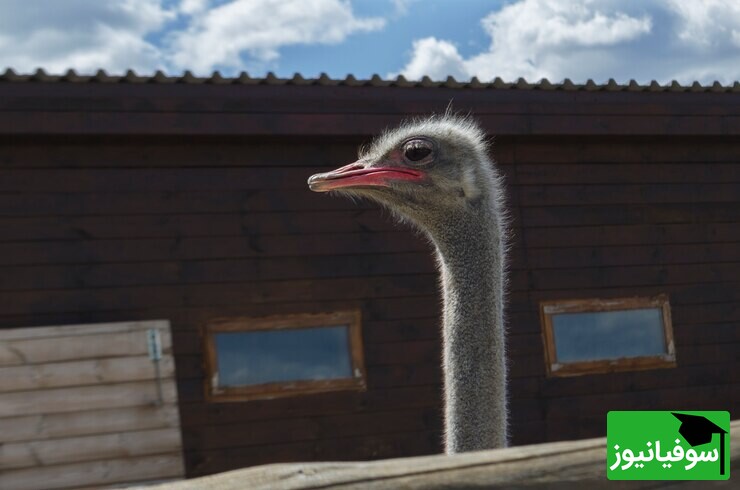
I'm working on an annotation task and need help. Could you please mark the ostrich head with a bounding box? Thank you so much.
[308,114,498,233]
[309,113,510,452]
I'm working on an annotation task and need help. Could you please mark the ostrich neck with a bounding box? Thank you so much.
[426,204,507,453]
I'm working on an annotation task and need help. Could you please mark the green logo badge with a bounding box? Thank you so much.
[607,411,730,480]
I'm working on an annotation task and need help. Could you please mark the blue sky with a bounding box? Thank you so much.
[1,0,739,84]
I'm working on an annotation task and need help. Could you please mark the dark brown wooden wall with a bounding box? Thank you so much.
[1,80,738,478]
[501,136,740,445]
[1,133,737,477]
[0,136,448,476]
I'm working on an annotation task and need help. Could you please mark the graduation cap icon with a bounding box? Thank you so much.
[672,412,728,475]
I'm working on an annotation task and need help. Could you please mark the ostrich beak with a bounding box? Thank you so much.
[308,161,424,192]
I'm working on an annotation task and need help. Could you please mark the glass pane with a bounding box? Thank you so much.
[214,325,353,387]
[552,308,666,363]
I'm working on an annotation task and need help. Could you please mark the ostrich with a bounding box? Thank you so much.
[307,113,508,453]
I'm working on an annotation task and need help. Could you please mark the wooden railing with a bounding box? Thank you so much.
[133,419,738,489]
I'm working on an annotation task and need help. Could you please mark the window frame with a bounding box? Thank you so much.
[203,310,366,402]
[540,295,676,377]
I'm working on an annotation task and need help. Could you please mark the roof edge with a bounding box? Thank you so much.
[1,68,739,93]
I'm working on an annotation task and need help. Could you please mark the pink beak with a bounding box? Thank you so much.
[308,162,425,192]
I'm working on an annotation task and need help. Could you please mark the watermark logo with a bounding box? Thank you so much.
[607,411,730,480]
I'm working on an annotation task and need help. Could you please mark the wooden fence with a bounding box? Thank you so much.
[134,419,739,489]
[0,320,185,490]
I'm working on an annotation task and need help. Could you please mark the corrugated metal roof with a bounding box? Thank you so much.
[1,68,739,92]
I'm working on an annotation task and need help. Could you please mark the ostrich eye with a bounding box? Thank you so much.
[403,139,434,163]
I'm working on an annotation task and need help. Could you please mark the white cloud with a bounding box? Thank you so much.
[0,0,385,75]
[0,0,173,73]
[2,0,738,84]
[396,0,740,84]
[390,0,419,16]
[179,0,210,16]
[482,1,651,50]
[468,0,651,82]
[666,0,740,48]
[168,0,385,73]
[400,38,467,81]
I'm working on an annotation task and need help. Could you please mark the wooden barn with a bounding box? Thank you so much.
[0,69,738,489]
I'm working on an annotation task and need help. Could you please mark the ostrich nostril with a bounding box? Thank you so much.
[333,162,366,174]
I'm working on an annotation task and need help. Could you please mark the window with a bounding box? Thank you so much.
[540,295,675,377]
[203,310,366,401]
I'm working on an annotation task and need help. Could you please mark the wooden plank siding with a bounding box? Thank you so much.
[0,81,739,136]
[0,321,186,489]
[0,81,738,480]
